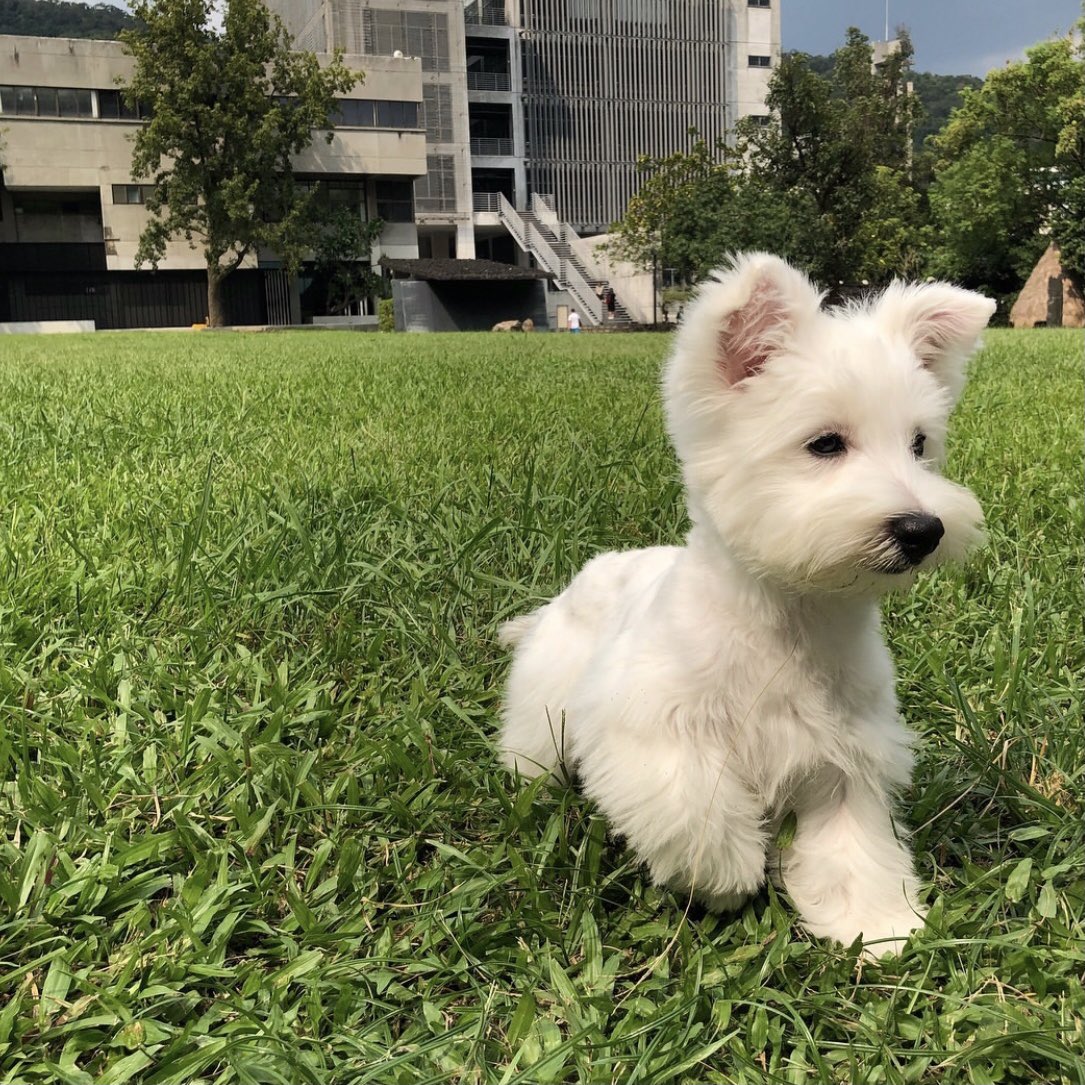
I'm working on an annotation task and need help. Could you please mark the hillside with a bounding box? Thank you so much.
[0,0,135,39]
[800,52,982,149]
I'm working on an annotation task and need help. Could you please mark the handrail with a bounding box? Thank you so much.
[470,136,515,156]
[498,193,602,323]
[466,71,512,91]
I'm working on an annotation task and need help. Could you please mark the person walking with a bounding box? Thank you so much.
[568,309,581,333]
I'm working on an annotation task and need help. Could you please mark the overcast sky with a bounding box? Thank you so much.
[784,0,1080,75]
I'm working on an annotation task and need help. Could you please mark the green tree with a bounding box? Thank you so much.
[309,205,385,316]
[0,0,136,38]
[608,30,923,288]
[122,0,357,325]
[604,135,735,283]
[740,29,920,285]
[927,31,1084,290]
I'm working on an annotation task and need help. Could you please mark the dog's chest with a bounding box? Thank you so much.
[703,617,896,794]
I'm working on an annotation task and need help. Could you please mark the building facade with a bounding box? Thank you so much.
[0,34,426,327]
[0,2,778,328]
[269,0,779,322]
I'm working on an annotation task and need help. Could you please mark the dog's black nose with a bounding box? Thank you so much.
[890,513,944,563]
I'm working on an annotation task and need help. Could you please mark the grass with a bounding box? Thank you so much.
[0,327,1080,1084]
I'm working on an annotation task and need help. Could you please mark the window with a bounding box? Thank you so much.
[748,55,772,67]
[334,99,375,127]
[748,0,770,6]
[376,100,418,128]
[58,88,93,118]
[375,180,414,222]
[112,184,156,205]
[330,98,418,129]
[750,113,773,126]
[98,89,148,120]
[0,84,94,117]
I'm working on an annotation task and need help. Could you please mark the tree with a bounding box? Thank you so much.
[607,30,924,289]
[927,31,1084,290]
[739,29,920,285]
[122,0,358,326]
[309,205,385,316]
[0,0,136,38]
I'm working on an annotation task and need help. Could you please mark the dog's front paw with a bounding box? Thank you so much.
[846,906,927,959]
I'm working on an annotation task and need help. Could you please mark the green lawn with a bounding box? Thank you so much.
[0,328,1081,1084]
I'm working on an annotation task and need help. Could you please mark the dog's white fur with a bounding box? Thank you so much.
[498,254,995,956]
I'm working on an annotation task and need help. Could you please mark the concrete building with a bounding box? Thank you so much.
[0,33,427,327]
[1,3,778,329]
[268,0,780,324]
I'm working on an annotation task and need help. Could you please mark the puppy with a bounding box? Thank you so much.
[498,253,994,956]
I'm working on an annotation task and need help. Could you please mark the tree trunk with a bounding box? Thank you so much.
[207,267,226,327]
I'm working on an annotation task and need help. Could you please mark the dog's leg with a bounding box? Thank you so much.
[776,767,925,957]
[578,726,767,909]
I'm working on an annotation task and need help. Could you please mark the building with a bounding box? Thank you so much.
[0,33,427,327]
[0,3,778,330]
[268,0,780,324]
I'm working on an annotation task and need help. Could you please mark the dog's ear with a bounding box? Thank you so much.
[704,254,823,386]
[874,282,996,402]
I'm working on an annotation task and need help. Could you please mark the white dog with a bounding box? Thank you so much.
[498,253,994,956]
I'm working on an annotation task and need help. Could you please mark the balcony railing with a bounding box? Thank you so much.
[472,192,502,212]
[464,3,508,25]
[470,136,515,156]
[466,71,512,92]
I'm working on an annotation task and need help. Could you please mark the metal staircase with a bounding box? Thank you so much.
[497,194,634,327]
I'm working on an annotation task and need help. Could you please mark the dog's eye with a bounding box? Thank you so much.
[911,432,927,458]
[806,433,847,457]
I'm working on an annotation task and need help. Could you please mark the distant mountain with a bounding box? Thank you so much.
[797,53,983,148]
[908,69,984,146]
[0,0,136,39]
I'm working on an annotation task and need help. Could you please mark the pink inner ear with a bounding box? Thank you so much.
[716,279,788,386]
[912,310,956,365]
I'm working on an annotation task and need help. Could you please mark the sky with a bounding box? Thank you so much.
[783,0,1081,76]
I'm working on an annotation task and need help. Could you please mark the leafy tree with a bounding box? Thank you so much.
[740,29,920,285]
[608,30,923,289]
[0,0,136,38]
[927,31,1084,288]
[122,0,357,325]
[604,135,735,282]
[308,205,385,316]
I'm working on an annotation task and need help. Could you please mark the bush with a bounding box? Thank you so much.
[378,297,396,332]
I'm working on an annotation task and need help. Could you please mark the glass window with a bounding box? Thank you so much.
[375,180,414,223]
[377,100,413,128]
[16,86,36,115]
[0,86,16,114]
[57,87,93,117]
[748,0,770,6]
[748,55,772,67]
[98,89,121,119]
[112,184,154,205]
[35,87,59,116]
[336,99,375,127]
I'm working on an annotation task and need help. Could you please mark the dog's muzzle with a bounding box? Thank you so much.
[888,512,945,567]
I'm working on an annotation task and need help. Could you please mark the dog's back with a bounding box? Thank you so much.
[499,546,681,778]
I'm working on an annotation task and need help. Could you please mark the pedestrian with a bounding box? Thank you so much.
[604,287,617,320]
[568,309,581,333]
